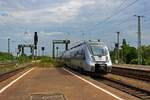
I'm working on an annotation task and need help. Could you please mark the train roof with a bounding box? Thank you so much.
[68,41,106,51]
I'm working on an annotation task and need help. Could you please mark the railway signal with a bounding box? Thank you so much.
[56,47,59,58]
[34,32,38,59]
[52,40,70,58]
[34,32,38,46]
[17,44,34,59]
[41,47,45,56]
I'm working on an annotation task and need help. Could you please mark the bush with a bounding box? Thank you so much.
[145,58,150,65]
[36,56,63,68]
[130,59,138,64]
[0,52,14,61]
[18,54,31,63]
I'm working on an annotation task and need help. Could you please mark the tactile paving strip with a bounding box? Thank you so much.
[30,93,66,100]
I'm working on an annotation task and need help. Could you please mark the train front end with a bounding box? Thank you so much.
[88,42,112,74]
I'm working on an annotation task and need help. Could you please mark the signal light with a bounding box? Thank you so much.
[34,32,38,46]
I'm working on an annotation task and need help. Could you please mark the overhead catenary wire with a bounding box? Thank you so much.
[87,0,140,34]
[116,16,133,26]
[77,0,129,33]
[97,0,140,25]
[115,0,128,11]
[100,0,129,31]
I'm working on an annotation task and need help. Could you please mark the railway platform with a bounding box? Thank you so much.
[0,67,139,100]
[113,64,150,71]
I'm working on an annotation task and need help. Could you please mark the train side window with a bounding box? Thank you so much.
[74,51,78,58]
[74,51,78,57]
[81,50,85,60]
[75,50,81,59]
[77,51,79,55]
[70,51,74,58]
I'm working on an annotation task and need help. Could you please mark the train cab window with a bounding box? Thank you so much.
[91,46,107,56]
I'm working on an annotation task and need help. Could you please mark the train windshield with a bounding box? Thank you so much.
[90,45,107,56]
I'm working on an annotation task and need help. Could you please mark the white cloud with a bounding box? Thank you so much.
[1,0,95,24]
[40,31,65,36]
[0,0,123,25]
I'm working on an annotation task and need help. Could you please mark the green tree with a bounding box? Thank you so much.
[120,39,137,64]
[141,45,150,65]
[121,39,127,63]
[110,48,116,63]
[125,47,137,64]
[110,39,150,65]
[110,39,138,64]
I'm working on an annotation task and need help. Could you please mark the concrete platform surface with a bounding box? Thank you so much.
[0,67,139,100]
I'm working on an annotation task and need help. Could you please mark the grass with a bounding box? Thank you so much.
[34,57,64,68]
[0,52,34,74]
[0,56,63,74]
[0,62,32,74]
[0,64,16,74]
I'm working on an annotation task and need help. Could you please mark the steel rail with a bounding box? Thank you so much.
[0,63,32,82]
[111,66,150,82]
[94,77,150,100]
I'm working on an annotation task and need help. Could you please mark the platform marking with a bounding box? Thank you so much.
[0,68,34,94]
[63,68,124,100]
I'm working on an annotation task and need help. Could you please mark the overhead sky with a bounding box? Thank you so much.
[0,0,150,56]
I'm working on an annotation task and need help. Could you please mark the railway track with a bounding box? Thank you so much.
[0,62,16,67]
[64,66,150,99]
[0,63,32,82]
[111,66,150,82]
[94,76,150,100]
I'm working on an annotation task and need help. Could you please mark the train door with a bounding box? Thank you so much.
[80,49,86,70]
[75,50,81,68]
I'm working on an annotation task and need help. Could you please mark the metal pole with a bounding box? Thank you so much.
[117,32,120,64]
[138,16,142,64]
[82,33,85,42]
[53,43,55,58]
[56,47,59,58]
[8,38,10,54]
[32,47,34,60]
[21,46,24,55]
[66,43,68,50]
[42,50,43,56]
[135,15,143,64]
[35,48,37,59]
